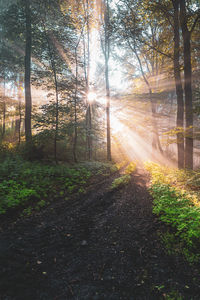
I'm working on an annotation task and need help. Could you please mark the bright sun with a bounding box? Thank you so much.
[87,92,97,103]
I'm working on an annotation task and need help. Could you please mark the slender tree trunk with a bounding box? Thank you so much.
[87,0,92,160]
[84,0,92,160]
[72,27,84,163]
[104,0,111,161]
[24,0,32,142]
[105,59,111,161]
[47,44,59,164]
[15,75,22,142]
[172,0,185,168]
[11,119,15,130]
[2,101,6,138]
[73,48,78,163]
[87,104,92,160]
[44,27,59,163]
[83,34,88,160]
[15,118,19,136]
[18,74,23,144]
[53,69,59,164]
[2,77,6,138]
[18,96,22,145]
[180,0,193,169]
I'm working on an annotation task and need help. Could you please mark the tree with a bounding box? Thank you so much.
[16,73,23,144]
[100,0,112,161]
[147,0,199,169]
[172,0,184,169]
[179,0,199,169]
[24,0,32,142]
[73,28,84,163]
[117,2,164,155]
[84,0,93,161]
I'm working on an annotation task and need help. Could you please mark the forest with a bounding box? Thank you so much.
[0,0,200,299]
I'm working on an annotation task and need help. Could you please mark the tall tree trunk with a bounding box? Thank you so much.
[73,95,78,163]
[87,0,92,160]
[105,59,111,161]
[2,77,6,138]
[180,0,193,169]
[73,47,78,163]
[172,0,185,168]
[84,0,92,160]
[53,69,59,164]
[72,27,84,163]
[2,102,6,138]
[24,0,32,142]
[15,75,22,142]
[87,104,92,160]
[45,30,59,164]
[18,75,23,144]
[104,0,111,161]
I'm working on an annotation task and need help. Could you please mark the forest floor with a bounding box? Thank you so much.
[0,167,200,300]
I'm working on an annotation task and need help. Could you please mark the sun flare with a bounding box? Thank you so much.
[87,92,97,103]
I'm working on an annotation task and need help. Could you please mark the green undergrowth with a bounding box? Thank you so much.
[111,174,131,190]
[145,162,200,263]
[0,157,116,215]
[111,161,136,190]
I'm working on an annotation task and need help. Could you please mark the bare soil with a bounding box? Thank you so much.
[0,168,200,299]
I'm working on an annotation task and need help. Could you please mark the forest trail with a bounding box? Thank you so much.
[0,168,200,300]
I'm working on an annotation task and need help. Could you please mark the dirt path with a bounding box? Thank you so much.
[0,169,200,299]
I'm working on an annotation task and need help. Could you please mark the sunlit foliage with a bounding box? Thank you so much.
[111,174,131,190]
[146,161,200,262]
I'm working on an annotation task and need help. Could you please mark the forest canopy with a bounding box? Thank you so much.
[0,0,199,167]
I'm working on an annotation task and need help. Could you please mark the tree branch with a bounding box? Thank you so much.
[190,10,200,33]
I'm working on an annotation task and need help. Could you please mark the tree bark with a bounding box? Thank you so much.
[53,67,59,164]
[73,47,78,163]
[172,0,185,168]
[72,26,84,163]
[45,29,59,164]
[2,77,6,138]
[24,0,32,142]
[104,0,111,161]
[84,0,92,160]
[15,74,23,143]
[18,75,23,144]
[2,103,5,137]
[180,0,193,169]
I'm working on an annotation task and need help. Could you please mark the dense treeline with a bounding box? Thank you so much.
[0,0,107,162]
[0,0,199,168]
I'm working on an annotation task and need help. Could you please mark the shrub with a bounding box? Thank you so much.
[144,161,200,207]
[124,161,137,174]
[150,184,200,262]
[146,162,200,262]
[0,158,117,215]
[111,174,131,189]
[0,180,38,214]
[115,160,127,170]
